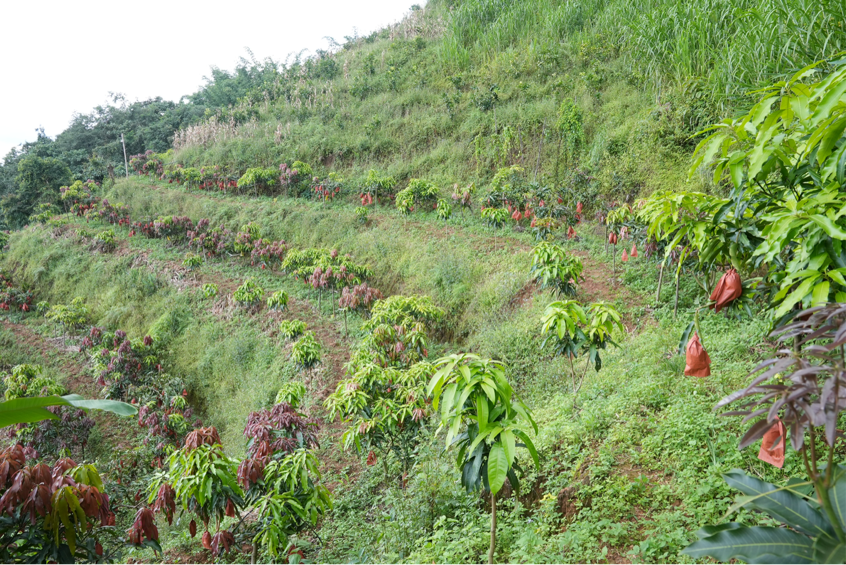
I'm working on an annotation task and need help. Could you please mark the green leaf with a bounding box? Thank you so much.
[810,215,846,240]
[0,394,135,428]
[813,281,831,306]
[813,537,846,563]
[723,470,834,539]
[501,429,516,466]
[63,395,138,417]
[487,442,508,496]
[682,525,814,563]
[513,429,539,468]
[829,466,846,532]
[678,321,695,355]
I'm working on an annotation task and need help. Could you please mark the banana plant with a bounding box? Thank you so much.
[428,353,538,564]
[0,394,136,428]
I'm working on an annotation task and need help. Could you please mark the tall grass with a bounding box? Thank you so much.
[438,0,846,104]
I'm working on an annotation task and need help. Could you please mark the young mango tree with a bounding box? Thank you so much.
[325,362,433,481]
[541,300,624,410]
[530,241,584,297]
[427,353,539,564]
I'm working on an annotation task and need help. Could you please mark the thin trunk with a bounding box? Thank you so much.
[612,248,616,287]
[488,492,497,565]
[674,271,681,319]
[656,263,665,304]
[344,308,348,336]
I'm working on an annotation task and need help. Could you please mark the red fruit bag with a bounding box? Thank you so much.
[576,202,583,214]
[684,333,711,377]
[608,232,618,245]
[757,419,786,468]
[621,250,629,262]
[567,226,576,239]
[709,268,742,313]
[630,244,638,258]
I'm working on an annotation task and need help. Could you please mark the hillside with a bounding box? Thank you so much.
[1,1,846,564]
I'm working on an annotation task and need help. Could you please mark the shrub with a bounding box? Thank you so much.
[291,332,321,369]
[46,297,89,331]
[481,207,509,228]
[202,283,218,299]
[3,364,65,400]
[267,290,289,311]
[182,253,203,270]
[436,198,452,220]
[92,229,117,252]
[274,382,307,408]
[355,206,369,224]
[279,320,307,340]
[530,241,584,296]
[237,168,279,195]
[233,279,265,309]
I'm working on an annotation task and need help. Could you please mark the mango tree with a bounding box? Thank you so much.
[427,353,538,564]
[688,61,846,323]
[541,300,624,410]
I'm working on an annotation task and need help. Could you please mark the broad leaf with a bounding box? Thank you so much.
[682,525,814,563]
[487,442,508,496]
[723,470,834,539]
[0,394,136,428]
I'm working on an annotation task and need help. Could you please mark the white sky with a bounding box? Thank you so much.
[0,0,417,159]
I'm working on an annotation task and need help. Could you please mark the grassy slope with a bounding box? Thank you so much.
[2,178,798,562]
[8,0,844,560]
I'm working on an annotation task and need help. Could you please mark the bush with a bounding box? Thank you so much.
[182,253,203,270]
[46,297,89,331]
[202,283,218,299]
[279,320,307,340]
[233,279,265,308]
[291,331,321,369]
[267,290,289,311]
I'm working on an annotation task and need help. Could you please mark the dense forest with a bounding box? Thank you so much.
[2,0,846,563]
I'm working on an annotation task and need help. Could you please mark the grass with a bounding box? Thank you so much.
[2,179,792,563]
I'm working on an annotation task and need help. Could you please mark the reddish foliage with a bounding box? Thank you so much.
[243,403,319,459]
[236,457,266,491]
[152,482,176,525]
[210,530,235,556]
[184,427,221,450]
[127,507,159,545]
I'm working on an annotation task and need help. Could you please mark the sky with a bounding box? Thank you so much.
[0,0,416,158]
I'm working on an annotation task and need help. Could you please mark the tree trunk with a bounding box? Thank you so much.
[488,491,497,564]
[656,263,665,304]
[674,271,681,319]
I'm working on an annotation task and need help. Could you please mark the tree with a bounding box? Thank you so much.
[541,300,624,410]
[2,155,71,228]
[427,353,538,564]
[686,61,846,322]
